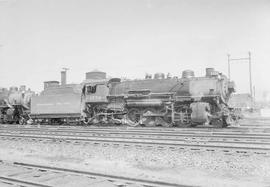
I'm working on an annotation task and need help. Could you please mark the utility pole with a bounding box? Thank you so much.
[248,52,252,99]
[227,54,231,79]
[253,86,256,103]
[227,52,253,98]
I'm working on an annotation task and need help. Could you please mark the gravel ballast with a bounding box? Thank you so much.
[0,137,269,187]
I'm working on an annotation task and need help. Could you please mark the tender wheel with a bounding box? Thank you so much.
[127,108,141,123]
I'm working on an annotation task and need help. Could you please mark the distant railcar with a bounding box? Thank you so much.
[0,88,9,123]
[0,86,34,124]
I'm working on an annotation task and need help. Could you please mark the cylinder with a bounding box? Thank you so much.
[61,71,67,85]
[206,68,215,77]
[182,70,195,78]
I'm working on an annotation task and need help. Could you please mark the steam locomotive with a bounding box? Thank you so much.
[29,68,236,127]
[0,86,35,124]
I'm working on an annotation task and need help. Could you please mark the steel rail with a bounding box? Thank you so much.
[1,130,270,146]
[0,161,190,187]
[1,124,270,135]
[0,175,53,187]
[1,128,270,140]
[2,123,270,130]
[238,125,270,128]
[2,125,270,135]
[0,133,270,153]
[2,133,270,148]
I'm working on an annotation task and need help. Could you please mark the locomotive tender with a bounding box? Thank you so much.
[30,68,236,127]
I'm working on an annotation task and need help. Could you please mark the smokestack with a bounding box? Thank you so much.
[61,71,67,85]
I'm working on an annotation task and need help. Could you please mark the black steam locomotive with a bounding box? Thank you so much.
[30,68,236,127]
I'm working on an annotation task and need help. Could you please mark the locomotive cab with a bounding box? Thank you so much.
[82,82,109,103]
[80,71,124,124]
[81,70,110,104]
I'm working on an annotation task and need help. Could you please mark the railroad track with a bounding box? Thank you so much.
[2,122,270,132]
[1,131,270,146]
[1,122,270,155]
[1,127,270,142]
[0,160,187,187]
[0,132,270,155]
[239,118,270,126]
[1,125,270,146]
[1,124,270,135]
[1,122,270,128]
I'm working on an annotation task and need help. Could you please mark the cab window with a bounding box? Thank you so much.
[87,85,97,94]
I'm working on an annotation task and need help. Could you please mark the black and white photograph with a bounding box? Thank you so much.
[0,0,270,186]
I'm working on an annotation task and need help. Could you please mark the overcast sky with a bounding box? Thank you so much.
[0,0,270,99]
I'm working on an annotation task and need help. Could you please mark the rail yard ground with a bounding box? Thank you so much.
[0,118,270,187]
